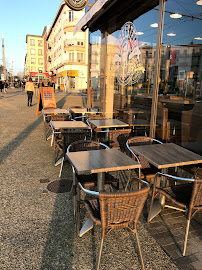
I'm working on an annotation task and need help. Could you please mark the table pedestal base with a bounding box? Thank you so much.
[148,199,164,222]
[79,217,94,237]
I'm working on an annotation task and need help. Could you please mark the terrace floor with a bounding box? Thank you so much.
[0,88,201,269]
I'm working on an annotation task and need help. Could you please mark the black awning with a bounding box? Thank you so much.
[86,0,159,34]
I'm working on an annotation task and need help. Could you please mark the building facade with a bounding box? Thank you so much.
[25,35,44,76]
[42,25,51,73]
[46,1,88,90]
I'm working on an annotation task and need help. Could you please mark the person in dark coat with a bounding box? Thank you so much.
[0,80,4,92]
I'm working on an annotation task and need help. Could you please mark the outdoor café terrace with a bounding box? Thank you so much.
[1,0,202,269]
[1,87,202,270]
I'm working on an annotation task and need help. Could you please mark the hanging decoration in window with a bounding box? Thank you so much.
[65,0,89,11]
[113,21,144,86]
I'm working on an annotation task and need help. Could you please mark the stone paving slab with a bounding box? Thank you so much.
[144,207,202,270]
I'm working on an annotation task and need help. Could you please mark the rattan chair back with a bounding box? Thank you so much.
[99,186,150,231]
[189,178,202,216]
[127,136,161,169]
[88,115,106,120]
[51,114,72,121]
[68,140,109,153]
[62,131,88,151]
[108,129,131,150]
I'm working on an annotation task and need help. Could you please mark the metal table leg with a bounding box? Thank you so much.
[148,168,168,222]
[97,172,105,192]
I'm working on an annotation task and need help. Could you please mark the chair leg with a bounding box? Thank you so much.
[51,133,54,146]
[72,173,77,222]
[59,157,64,178]
[135,232,145,270]
[183,219,190,256]
[76,184,80,237]
[96,237,104,270]
[125,170,132,191]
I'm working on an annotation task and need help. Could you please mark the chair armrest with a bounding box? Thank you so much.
[78,182,99,196]
[156,172,195,182]
[153,139,163,144]
[74,116,86,120]
[151,172,195,200]
[126,140,140,164]
[96,130,109,133]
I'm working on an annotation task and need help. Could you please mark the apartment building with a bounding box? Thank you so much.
[42,25,51,73]
[46,1,88,90]
[25,35,44,76]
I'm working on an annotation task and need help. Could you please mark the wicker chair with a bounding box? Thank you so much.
[86,118,108,140]
[42,109,53,141]
[51,114,72,121]
[108,128,131,150]
[78,180,150,270]
[68,106,84,119]
[148,171,202,256]
[50,121,89,167]
[67,140,119,221]
[126,136,163,182]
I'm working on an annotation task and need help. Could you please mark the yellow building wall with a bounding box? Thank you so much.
[27,35,44,73]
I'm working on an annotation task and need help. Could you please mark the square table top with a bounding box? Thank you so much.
[43,108,69,114]
[67,148,141,175]
[126,119,150,127]
[51,121,91,130]
[131,143,202,169]
[89,119,129,129]
[69,108,100,115]
[69,108,87,113]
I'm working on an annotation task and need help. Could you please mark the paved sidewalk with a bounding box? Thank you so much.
[0,89,198,269]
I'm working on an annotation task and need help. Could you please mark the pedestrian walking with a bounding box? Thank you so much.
[0,80,4,92]
[25,78,35,106]
[4,80,8,93]
[37,79,44,96]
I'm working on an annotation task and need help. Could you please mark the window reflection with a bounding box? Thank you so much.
[89,0,202,153]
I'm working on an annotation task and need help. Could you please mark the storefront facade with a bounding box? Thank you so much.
[75,0,202,154]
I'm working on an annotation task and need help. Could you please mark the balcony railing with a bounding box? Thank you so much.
[64,59,85,64]
[64,39,84,48]
[63,19,80,29]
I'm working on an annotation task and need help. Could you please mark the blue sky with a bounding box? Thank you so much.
[0,0,62,75]
[0,0,201,75]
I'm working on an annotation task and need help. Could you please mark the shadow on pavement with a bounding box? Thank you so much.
[0,116,43,164]
[40,164,74,270]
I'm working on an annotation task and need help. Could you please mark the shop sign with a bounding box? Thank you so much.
[67,70,78,77]
[61,84,64,91]
[113,21,144,86]
[63,71,66,77]
[65,0,88,11]
[179,70,185,80]
[36,87,56,115]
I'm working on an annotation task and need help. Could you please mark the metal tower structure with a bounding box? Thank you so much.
[2,32,7,80]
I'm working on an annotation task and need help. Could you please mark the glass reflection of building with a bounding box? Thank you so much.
[79,0,202,154]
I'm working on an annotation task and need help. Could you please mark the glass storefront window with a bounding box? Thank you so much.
[89,30,102,108]
[89,0,202,154]
[156,0,202,153]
